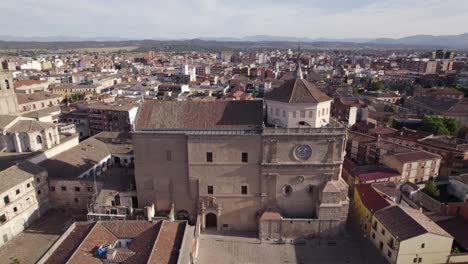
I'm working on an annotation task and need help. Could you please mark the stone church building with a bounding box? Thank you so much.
[133,67,349,238]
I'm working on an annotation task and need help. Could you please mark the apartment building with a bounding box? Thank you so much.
[381,151,442,184]
[371,205,453,264]
[0,162,50,246]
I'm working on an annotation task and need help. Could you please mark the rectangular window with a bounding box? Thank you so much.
[13,207,17,213]
[0,214,6,224]
[166,150,172,161]
[36,177,40,183]
[309,111,313,118]
[275,108,279,116]
[242,152,248,163]
[51,186,56,192]
[3,196,10,205]
[75,187,81,192]
[421,243,425,248]
[27,183,31,188]
[74,198,79,203]
[61,186,67,191]
[293,111,297,118]
[206,152,213,163]
[282,110,286,117]
[381,228,385,235]
[241,185,248,195]
[16,189,20,195]
[413,258,417,263]
[207,185,214,194]
[387,250,391,258]
[300,110,305,118]
[379,241,383,251]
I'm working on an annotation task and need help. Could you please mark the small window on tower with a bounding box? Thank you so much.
[242,152,248,163]
[241,185,248,195]
[5,80,10,89]
[206,152,213,162]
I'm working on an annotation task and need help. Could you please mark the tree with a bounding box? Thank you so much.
[442,117,459,136]
[420,116,450,136]
[369,80,385,91]
[422,180,440,199]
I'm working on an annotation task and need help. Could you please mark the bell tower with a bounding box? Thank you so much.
[0,65,19,115]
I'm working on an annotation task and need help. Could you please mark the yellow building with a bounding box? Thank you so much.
[353,184,390,235]
[371,205,453,264]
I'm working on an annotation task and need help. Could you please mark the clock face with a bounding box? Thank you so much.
[294,145,312,161]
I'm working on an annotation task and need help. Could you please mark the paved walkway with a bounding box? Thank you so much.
[197,230,388,264]
[0,209,77,264]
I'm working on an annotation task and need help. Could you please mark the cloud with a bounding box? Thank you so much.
[0,0,467,39]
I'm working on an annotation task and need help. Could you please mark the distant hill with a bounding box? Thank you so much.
[202,35,371,43]
[369,33,468,48]
[2,33,468,48]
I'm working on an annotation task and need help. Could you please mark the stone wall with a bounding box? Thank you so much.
[259,218,345,240]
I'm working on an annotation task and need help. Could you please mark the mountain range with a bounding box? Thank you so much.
[1,33,468,49]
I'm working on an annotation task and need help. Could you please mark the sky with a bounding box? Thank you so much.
[1,0,468,40]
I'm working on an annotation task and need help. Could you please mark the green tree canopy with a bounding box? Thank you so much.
[369,80,385,91]
[422,180,440,199]
[420,116,451,136]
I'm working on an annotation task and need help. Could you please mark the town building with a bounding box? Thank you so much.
[0,162,50,247]
[133,68,349,238]
[381,151,442,184]
[86,102,139,135]
[0,115,61,153]
[353,184,391,235]
[37,220,192,264]
[371,205,453,264]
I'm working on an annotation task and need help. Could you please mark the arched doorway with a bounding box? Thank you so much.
[205,213,217,229]
[176,210,190,221]
[114,157,121,166]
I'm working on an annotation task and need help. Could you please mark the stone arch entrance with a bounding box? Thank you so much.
[205,213,217,228]
[176,210,190,221]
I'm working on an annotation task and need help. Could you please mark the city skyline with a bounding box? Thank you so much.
[1,0,468,40]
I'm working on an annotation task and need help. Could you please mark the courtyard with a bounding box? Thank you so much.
[197,230,388,264]
[0,209,79,264]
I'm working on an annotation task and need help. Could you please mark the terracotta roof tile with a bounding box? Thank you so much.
[135,100,263,130]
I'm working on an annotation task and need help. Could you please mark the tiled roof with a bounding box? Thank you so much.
[148,221,186,264]
[14,80,48,88]
[39,137,111,179]
[45,220,186,264]
[0,161,44,193]
[265,78,331,104]
[135,100,263,130]
[386,128,432,141]
[353,166,400,182]
[16,92,61,104]
[355,184,390,212]
[392,151,441,163]
[374,205,453,241]
[6,120,56,133]
[45,223,94,264]
[0,115,17,130]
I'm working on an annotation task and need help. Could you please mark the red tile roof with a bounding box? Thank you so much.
[355,184,390,212]
[14,80,48,88]
[374,205,452,241]
[392,151,441,163]
[353,167,400,183]
[44,220,186,264]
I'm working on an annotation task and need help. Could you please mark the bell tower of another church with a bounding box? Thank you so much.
[0,65,19,115]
